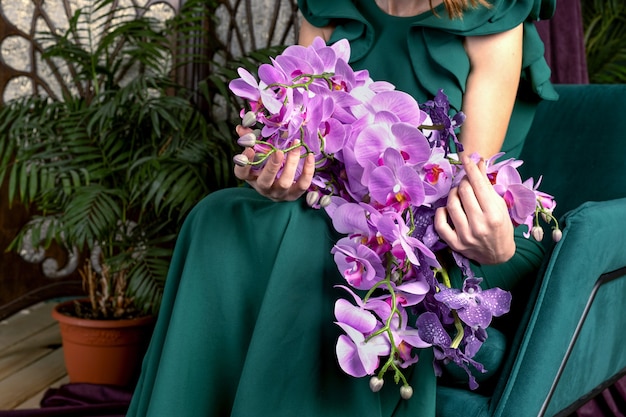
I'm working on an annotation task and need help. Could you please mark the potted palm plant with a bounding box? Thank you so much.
[0,0,234,387]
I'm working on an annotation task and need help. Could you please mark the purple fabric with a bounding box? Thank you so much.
[0,384,130,417]
[571,376,626,417]
[536,0,589,84]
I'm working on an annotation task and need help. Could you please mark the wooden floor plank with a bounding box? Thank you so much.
[14,374,69,410]
[0,302,57,352]
[0,301,67,410]
[0,348,66,410]
[0,323,63,381]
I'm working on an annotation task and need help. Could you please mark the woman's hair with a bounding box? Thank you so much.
[439,0,491,18]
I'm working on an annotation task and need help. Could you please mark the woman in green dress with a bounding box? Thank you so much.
[127,1,557,416]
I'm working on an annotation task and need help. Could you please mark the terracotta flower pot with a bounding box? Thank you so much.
[52,299,155,387]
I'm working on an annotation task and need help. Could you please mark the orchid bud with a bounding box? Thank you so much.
[369,376,384,393]
[306,190,321,207]
[319,195,332,208]
[241,111,257,128]
[552,228,563,242]
[400,385,413,400]
[531,226,544,242]
[237,132,257,148]
[233,154,249,167]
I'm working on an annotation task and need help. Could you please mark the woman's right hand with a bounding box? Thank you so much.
[233,125,316,202]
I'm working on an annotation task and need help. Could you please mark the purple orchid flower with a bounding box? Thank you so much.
[491,164,538,226]
[334,297,379,334]
[258,87,298,140]
[335,322,391,377]
[515,175,557,237]
[334,292,391,377]
[374,211,438,266]
[384,304,431,368]
[340,142,373,201]
[415,312,485,390]
[284,37,350,74]
[298,93,336,155]
[335,285,396,322]
[332,237,386,290]
[463,326,488,359]
[319,116,349,155]
[338,286,430,370]
[228,71,258,103]
[421,147,454,204]
[326,199,376,236]
[352,89,428,127]
[420,89,465,155]
[393,278,431,307]
[368,148,426,209]
[354,119,432,170]
[524,175,556,212]
[434,277,511,329]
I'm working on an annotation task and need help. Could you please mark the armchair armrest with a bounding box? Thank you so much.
[493,197,626,417]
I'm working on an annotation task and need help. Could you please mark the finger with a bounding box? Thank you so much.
[292,153,315,194]
[461,155,494,209]
[444,186,470,236]
[274,145,302,190]
[255,150,284,191]
[236,125,253,137]
[434,206,460,248]
[455,177,484,221]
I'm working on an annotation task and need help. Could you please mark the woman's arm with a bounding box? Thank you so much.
[298,18,335,46]
[460,23,523,157]
[434,24,523,265]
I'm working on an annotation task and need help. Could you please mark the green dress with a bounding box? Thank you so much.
[127,1,556,416]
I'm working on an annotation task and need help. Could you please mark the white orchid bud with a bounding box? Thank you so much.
[241,111,257,128]
[531,226,544,242]
[400,385,413,400]
[306,190,321,207]
[552,228,563,242]
[319,195,332,208]
[369,376,384,393]
[237,132,257,148]
[233,154,249,167]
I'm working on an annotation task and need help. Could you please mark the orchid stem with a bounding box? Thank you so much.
[437,267,464,349]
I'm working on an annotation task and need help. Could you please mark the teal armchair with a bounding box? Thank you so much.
[437,84,626,417]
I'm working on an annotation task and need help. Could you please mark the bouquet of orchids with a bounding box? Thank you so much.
[229,37,560,399]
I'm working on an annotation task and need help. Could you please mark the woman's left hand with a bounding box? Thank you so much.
[434,155,515,265]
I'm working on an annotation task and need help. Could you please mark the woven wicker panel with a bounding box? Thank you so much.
[211,0,299,58]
